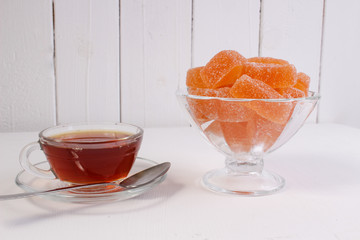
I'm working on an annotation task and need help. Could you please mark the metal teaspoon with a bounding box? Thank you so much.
[0,162,171,201]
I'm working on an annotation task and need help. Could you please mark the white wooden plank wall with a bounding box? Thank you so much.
[0,0,55,131]
[121,0,192,127]
[1,0,360,132]
[54,0,120,124]
[120,0,146,127]
[192,0,260,66]
[318,0,360,128]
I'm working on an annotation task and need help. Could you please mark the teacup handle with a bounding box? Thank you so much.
[19,141,55,179]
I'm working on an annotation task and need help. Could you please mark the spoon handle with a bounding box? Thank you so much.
[0,182,114,201]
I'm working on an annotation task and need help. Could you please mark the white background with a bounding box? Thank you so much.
[0,0,358,131]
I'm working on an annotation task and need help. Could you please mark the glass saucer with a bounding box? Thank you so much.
[15,157,166,203]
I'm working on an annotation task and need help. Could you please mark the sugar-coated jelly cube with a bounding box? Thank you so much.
[276,87,306,98]
[212,87,255,122]
[220,121,252,153]
[190,110,209,127]
[247,114,285,152]
[188,87,255,122]
[248,57,289,65]
[230,74,283,99]
[245,57,297,88]
[200,50,246,89]
[186,67,207,88]
[217,100,256,122]
[294,72,310,96]
[187,87,229,121]
[230,75,292,124]
[203,120,223,146]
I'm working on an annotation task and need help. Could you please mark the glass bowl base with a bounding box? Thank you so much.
[202,168,285,196]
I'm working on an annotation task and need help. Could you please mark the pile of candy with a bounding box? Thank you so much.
[186,50,311,152]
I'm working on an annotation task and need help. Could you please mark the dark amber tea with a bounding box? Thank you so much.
[40,130,142,184]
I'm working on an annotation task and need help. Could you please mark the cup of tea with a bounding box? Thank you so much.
[19,122,143,184]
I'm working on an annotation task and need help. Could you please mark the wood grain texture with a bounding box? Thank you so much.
[260,0,324,122]
[318,0,360,128]
[192,0,260,67]
[120,0,145,126]
[121,0,192,127]
[54,0,120,124]
[0,0,55,132]
[260,0,323,91]
[3,0,360,130]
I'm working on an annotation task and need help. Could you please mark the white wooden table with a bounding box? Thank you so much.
[1,124,360,240]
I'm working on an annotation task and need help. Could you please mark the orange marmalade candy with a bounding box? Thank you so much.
[276,87,305,98]
[188,87,254,122]
[217,99,255,122]
[220,121,252,153]
[189,109,209,126]
[211,87,255,122]
[188,87,229,97]
[230,75,292,124]
[245,57,296,88]
[230,74,283,99]
[203,120,223,143]
[187,87,229,121]
[294,72,310,96]
[200,50,246,89]
[186,67,207,88]
[247,114,285,151]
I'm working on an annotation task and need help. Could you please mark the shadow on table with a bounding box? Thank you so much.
[5,175,183,227]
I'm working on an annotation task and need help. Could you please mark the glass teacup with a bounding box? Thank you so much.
[19,122,143,185]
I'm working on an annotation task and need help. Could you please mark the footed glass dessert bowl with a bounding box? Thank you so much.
[177,91,320,196]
